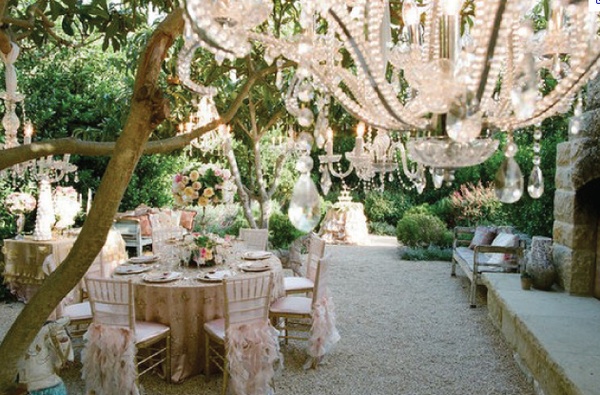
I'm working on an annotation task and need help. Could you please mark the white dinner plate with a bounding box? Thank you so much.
[128,255,160,264]
[196,270,234,282]
[241,251,272,260]
[114,264,152,275]
[239,262,271,272]
[143,271,182,283]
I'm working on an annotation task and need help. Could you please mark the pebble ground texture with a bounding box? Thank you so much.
[0,236,534,394]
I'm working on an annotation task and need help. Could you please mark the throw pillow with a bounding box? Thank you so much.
[469,226,497,249]
[180,210,197,231]
[486,232,519,264]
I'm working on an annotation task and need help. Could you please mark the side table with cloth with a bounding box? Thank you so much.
[121,246,284,383]
[2,229,128,302]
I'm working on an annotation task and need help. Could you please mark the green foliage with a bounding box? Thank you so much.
[269,210,305,249]
[400,245,453,261]
[363,190,413,224]
[404,203,433,217]
[449,182,506,227]
[396,213,452,248]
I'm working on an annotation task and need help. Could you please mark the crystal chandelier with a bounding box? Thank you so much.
[181,0,600,202]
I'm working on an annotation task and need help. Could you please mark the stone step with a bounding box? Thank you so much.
[483,273,600,395]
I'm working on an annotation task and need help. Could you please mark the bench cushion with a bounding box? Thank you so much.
[454,247,505,273]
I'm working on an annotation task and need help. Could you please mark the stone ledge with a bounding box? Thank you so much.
[483,273,600,395]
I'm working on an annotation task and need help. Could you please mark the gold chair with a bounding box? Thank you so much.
[283,234,326,295]
[239,228,269,250]
[84,277,171,382]
[42,254,93,346]
[270,255,339,368]
[204,272,279,395]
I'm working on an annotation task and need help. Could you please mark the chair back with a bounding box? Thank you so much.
[224,273,273,329]
[312,255,331,305]
[239,228,269,250]
[85,277,135,330]
[305,234,326,282]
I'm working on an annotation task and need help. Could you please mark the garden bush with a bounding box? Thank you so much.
[364,190,412,225]
[396,212,452,248]
[269,211,306,249]
[400,245,453,261]
[369,221,397,236]
[449,182,507,227]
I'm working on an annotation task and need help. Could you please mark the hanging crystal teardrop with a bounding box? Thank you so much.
[320,169,332,195]
[275,69,283,90]
[495,157,524,203]
[289,173,321,232]
[527,165,544,199]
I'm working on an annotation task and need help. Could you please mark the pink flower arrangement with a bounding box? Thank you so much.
[172,163,235,207]
[5,192,36,214]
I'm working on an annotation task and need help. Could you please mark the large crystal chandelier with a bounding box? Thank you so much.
[181,0,600,202]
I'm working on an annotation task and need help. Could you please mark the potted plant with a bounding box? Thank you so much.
[521,271,533,290]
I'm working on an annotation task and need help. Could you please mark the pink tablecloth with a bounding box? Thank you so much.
[2,229,128,301]
[123,250,284,383]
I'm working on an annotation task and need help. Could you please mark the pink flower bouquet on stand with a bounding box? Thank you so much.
[5,192,37,238]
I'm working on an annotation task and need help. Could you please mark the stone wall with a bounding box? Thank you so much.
[553,78,600,295]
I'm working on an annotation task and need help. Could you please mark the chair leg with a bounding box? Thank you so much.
[451,257,457,277]
[205,334,211,381]
[221,359,229,395]
[165,334,171,383]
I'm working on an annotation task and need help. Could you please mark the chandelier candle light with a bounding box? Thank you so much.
[180,0,600,204]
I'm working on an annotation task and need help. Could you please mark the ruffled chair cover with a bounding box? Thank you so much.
[225,321,282,395]
[81,324,139,395]
[308,296,340,361]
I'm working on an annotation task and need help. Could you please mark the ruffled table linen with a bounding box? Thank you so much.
[120,246,283,383]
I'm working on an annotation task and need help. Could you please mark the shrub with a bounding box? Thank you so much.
[369,221,397,236]
[449,182,506,227]
[364,190,412,225]
[396,213,451,248]
[400,245,453,261]
[404,203,432,217]
[269,211,306,249]
[430,197,456,228]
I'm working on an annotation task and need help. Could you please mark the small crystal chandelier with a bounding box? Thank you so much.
[177,96,229,153]
[180,0,600,202]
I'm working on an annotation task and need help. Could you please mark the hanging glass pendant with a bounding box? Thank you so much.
[289,173,321,232]
[495,157,524,203]
[527,165,544,199]
[320,167,332,195]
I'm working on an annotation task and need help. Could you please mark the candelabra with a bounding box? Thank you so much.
[0,41,78,240]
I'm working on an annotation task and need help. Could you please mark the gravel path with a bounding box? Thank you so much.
[1,237,533,394]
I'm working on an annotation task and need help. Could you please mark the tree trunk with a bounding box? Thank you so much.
[0,10,185,392]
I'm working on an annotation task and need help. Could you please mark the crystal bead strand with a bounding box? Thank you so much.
[527,125,544,199]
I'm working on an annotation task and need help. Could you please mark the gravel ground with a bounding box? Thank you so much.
[1,236,533,395]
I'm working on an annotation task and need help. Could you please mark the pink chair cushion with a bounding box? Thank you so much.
[203,318,225,341]
[134,321,170,344]
[284,277,314,292]
[270,296,312,315]
[63,302,92,320]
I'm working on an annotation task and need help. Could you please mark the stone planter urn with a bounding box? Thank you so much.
[525,236,556,291]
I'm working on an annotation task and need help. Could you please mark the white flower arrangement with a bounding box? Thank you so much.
[172,163,235,207]
[5,192,36,214]
[53,186,81,230]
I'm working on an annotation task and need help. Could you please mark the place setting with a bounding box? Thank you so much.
[127,254,160,264]
[113,264,152,275]
[196,269,235,283]
[142,271,183,283]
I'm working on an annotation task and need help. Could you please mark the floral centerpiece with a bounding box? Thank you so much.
[172,163,234,208]
[53,186,82,231]
[5,192,37,238]
[191,233,221,266]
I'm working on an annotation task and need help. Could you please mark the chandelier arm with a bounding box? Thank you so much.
[393,141,419,180]
[327,161,355,179]
[327,7,424,130]
[511,52,600,129]
[474,0,507,105]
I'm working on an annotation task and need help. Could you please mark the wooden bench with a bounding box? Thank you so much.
[113,218,153,257]
[451,226,524,308]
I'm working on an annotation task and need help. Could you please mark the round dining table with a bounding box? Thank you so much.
[113,243,284,383]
